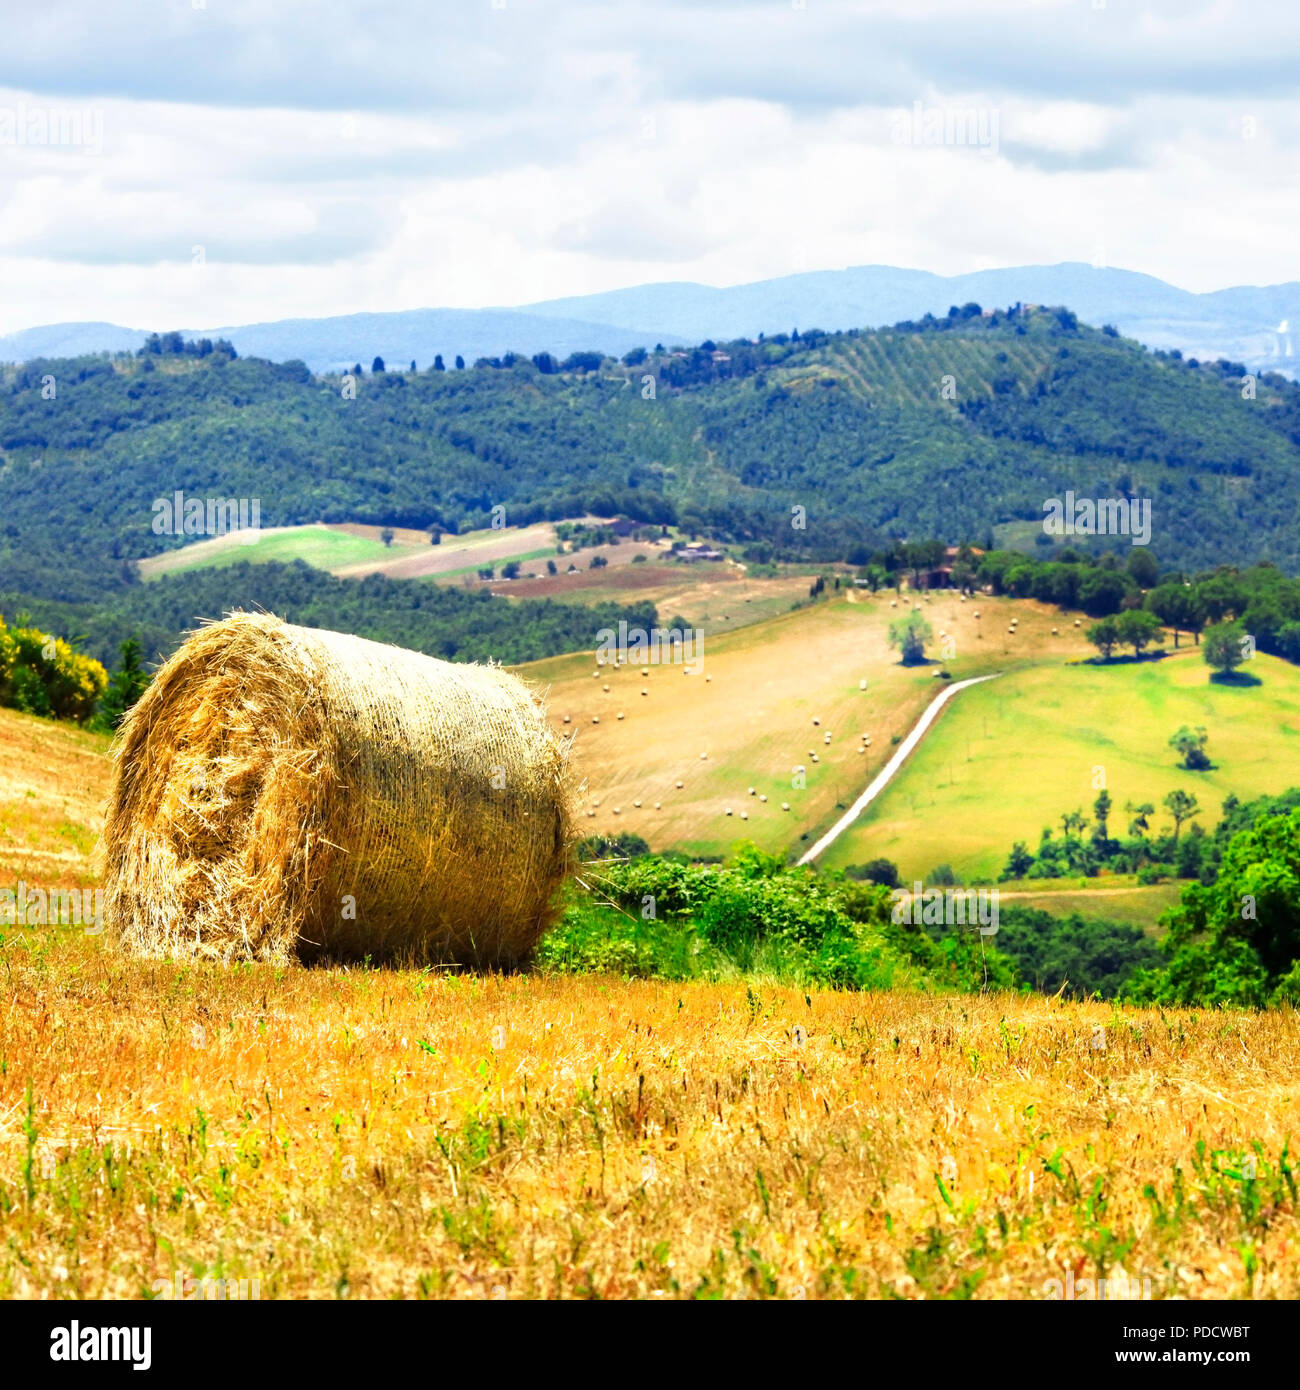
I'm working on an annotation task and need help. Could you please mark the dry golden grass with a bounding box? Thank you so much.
[2,929,1296,1299]
[524,591,1093,859]
[0,707,110,892]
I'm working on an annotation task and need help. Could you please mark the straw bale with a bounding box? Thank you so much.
[102,613,572,966]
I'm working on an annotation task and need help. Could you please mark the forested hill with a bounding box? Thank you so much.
[4,304,1300,605]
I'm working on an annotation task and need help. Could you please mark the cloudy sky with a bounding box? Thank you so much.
[0,0,1296,333]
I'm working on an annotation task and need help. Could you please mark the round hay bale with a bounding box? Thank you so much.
[562,714,571,724]
[859,679,867,690]
[101,613,573,968]
[654,801,661,809]
[602,684,610,692]
[675,780,684,789]
[781,801,790,811]
[617,711,625,720]
[641,668,649,677]
[759,795,768,803]
[633,800,641,808]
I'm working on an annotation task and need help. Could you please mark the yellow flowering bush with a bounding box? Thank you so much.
[0,616,108,723]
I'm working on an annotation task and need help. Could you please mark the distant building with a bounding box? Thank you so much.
[680,542,724,562]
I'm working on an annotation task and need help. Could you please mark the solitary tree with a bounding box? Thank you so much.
[1086,616,1121,660]
[888,610,934,665]
[371,356,386,373]
[454,355,465,369]
[1203,619,1248,677]
[433,354,445,371]
[1163,789,1200,845]
[1169,725,1211,771]
[380,526,395,547]
[1126,800,1155,839]
[1116,608,1164,657]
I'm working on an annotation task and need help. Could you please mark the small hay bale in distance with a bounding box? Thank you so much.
[101,613,573,968]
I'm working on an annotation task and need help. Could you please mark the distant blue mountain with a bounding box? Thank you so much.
[3,263,1296,376]
[521,263,1300,377]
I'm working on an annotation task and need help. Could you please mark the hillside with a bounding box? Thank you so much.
[6,262,1300,377]
[0,705,110,892]
[819,650,1300,881]
[4,307,1300,615]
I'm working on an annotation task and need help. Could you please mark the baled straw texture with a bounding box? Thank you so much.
[102,612,573,965]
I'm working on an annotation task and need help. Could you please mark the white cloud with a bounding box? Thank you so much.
[0,1,1297,333]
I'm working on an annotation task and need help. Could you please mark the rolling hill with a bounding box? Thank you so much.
[5,305,1300,618]
[5,262,1299,376]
